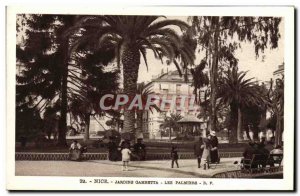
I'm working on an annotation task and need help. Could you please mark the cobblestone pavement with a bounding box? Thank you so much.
[16,157,241,178]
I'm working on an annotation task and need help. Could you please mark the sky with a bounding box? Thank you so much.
[137,17,284,83]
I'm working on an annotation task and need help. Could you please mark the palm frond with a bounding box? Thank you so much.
[139,48,149,71]
[173,60,183,77]
[146,19,190,33]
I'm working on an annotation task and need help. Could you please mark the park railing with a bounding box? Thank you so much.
[15,151,242,161]
[15,152,108,161]
[212,166,283,178]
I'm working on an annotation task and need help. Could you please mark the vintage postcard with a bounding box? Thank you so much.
[6,6,294,191]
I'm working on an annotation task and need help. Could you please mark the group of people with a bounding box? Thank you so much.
[69,132,220,171]
[119,139,147,171]
[170,131,219,170]
[241,138,283,169]
[107,137,147,171]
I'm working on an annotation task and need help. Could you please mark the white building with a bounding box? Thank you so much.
[273,63,284,80]
[142,70,206,139]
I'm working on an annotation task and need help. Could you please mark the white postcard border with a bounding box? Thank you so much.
[6,6,295,191]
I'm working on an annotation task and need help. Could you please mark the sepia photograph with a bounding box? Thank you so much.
[6,6,295,191]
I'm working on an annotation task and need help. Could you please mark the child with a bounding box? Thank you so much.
[121,144,131,171]
[202,138,212,170]
[171,146,179,168]
[194,137,204,168]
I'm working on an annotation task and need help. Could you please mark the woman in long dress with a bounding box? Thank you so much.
[202,138,212,170]
[209,131,220,163]
[69,140,82,161]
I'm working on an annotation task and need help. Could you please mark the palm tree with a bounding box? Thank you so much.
[161,113,183,141]
[172,31,197,81]
[190,16,281,138]
[218,67,264,143]
[70,16,192,136]
[136,83,161,139]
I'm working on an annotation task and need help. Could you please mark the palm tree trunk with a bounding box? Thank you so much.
[229,104,238,143]
[122,46,140,139]
[57,40,69,147]
[275,111,283,146]
[83,115,90,142]
[237,106,243,142]
[136,110,143,138]
[209,17,220,132]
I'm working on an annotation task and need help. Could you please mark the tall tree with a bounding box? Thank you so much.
[218,67,265,143]
[68,48,119,142]
[17,14,73,147]
[190,60,210,102]
[17,15,82,147]
[69,16,193,137]
[17,15,61,115]
[17,15,117,146]
[190,16,281,132]
[266,78,284,146]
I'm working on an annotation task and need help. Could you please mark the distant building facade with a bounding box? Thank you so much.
[273,63,284,80]
[142,70,206,139]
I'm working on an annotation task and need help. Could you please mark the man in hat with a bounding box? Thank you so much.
[209,131,220,163]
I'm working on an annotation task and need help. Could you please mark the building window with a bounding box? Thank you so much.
[162,89,169,94]
[161,83,169,94]
[176,84,181,94]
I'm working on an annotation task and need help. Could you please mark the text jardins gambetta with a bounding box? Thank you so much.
[80,178,214,186]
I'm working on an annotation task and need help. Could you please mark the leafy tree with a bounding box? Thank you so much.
[68,48,119,142]
[171,31,197,81]
[17,15,61,115]
[266,78,284,145]
[190,16,281,132]
[161,113,183,141]
[16,106,43,145]
[17,14,120,146]
[17,14,82,147]
[69,16,193,137]
[105,110,124,132]
[190,60,209,103]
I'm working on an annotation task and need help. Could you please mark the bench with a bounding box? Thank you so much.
[242,153,283,173]
[242,154,269,171]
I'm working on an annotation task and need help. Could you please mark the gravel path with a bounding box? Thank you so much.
[16,157,241,178]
